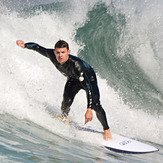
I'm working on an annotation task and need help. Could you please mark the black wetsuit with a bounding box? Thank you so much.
[25,42,109,130]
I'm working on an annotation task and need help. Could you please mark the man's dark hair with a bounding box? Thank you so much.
[54,40,69,50]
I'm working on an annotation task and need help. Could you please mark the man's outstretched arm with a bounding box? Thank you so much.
[16,40,50,58]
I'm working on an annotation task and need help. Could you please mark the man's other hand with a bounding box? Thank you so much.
[85,108,93,124]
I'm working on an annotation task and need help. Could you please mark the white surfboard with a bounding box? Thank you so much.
[52,116,158,154]
[103,133,158,154]
[72,124,158,154]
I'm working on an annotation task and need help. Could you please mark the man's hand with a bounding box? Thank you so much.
[85,108,93,124]
[16,40,25,48]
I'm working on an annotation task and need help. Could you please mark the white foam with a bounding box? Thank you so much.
[116,0,163,93]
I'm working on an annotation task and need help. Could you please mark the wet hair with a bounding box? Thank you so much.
[54,40,69,50]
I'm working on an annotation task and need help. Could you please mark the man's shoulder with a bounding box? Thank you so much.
[69,55,92,70]
[69,55,84,64]
[69,54,79,60]
[47,48,54,53]
[45,48,55,56]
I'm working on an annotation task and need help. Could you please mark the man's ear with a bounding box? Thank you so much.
[68,50,71,55]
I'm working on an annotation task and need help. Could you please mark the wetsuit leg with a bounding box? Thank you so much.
[89,79,109,130]
[61,78,81,117]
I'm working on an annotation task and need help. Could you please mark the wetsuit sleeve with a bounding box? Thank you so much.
[83,73,93,109]
[25,42,49,58]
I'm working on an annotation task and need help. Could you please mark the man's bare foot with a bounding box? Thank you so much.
[104,129,112,141]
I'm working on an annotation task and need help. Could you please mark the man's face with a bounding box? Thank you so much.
[54,47,70,65]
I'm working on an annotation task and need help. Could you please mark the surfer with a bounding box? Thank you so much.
[16,40,112,140]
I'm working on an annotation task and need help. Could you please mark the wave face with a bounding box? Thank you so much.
[0,0,163,162]
[75,2,163,114]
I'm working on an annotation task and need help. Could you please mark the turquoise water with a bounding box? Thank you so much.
[0,0,163,162]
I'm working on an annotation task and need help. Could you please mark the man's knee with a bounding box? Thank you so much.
[93,102,103,112]
[93,103,106,119]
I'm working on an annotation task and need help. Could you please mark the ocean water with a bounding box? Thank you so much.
[0,0,163,162]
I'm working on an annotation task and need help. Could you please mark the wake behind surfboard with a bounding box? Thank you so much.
[52,115,159,154]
